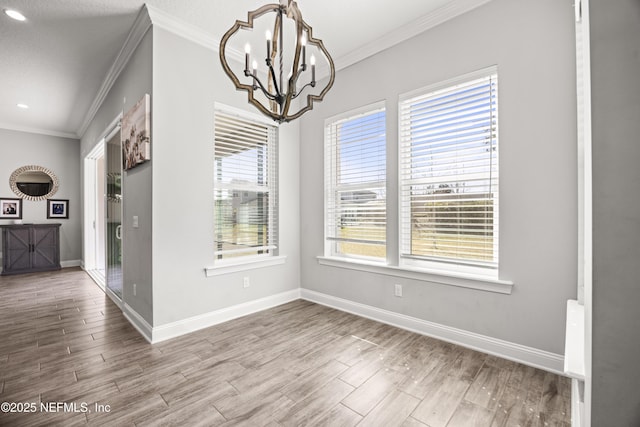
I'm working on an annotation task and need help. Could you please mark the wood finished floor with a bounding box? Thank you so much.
[0,268,570,427]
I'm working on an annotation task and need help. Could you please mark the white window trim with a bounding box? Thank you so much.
[398,65,499,277]
[317,255,513,294]
[397,66,498,105]
[316,68,512,294]
[324,100,387,261]
[210,103,280,271]
[214,102,280,127]
[205,255,287,277]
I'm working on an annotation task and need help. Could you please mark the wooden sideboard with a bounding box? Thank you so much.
[1,223,61,275]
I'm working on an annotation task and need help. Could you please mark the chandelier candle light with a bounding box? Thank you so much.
[220,0,335,123]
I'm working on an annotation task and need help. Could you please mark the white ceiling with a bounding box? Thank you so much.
[0,0,489,139]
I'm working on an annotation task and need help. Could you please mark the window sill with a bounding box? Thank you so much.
[316,256,513,294]
[205,255,287,277]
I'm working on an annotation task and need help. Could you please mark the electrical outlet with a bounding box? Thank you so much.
[394,284,403,297]
[133,283,137,296]
[243,277,250,288]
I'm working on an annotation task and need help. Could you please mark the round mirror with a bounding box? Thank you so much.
[9,165,59,201]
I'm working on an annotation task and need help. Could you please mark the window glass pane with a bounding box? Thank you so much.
[326,106,386,259]
[400,71,498,268]
[214,110,277,260]
[214,189,270,258]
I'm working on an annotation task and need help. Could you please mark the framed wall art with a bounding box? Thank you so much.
[47,199,69,219]
[0,197,22,219]
[122,93,151,170]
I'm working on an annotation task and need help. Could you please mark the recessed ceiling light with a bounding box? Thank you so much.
[4,9,26,21]
[17,103,29,109]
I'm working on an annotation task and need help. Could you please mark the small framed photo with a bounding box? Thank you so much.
[0,198,22,219]
[47,199,69,219]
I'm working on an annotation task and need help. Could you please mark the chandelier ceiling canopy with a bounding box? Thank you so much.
[219,0,335,123]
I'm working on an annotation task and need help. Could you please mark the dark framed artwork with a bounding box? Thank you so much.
[0,197,22,219]
[122,93,151,170]
[47,199,69,219]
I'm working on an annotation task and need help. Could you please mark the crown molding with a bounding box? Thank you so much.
[76,0,492,137]
[333,0,493,72]
[145,4,217,51]
[0,122,78,140]
[76,5,153,138]
[76,4,245,140]
[145,4,244,65]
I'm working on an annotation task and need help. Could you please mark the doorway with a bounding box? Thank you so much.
[83,117,123,303]
[84,141,106,287]
[105,129,123,300]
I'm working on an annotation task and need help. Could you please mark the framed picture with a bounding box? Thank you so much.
[0,197,22,219]
[47,199,69,219]
[122,93,151,171]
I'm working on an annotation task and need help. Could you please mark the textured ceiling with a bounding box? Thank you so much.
[0,0,485,138]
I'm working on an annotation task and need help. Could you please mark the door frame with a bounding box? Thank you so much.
[83,114,121,305]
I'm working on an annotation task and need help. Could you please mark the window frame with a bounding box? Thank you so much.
[318,68,510,292]
[398,66,499,278]
[211,103,280,268]
[324,101,387,262]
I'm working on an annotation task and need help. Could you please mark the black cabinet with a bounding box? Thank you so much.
[1,224,61,275]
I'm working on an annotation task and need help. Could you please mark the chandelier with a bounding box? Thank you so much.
[219,0,335,123]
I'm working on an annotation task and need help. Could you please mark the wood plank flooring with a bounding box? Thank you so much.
[0,268,571,426]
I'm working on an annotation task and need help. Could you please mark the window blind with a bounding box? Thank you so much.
[214,110,278,259]
[399,69,498,268]
[325,105,386,259]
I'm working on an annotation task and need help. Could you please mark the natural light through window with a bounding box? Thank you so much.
[214,109,278,261]
[399,68,499,272]
[325,103,386,260]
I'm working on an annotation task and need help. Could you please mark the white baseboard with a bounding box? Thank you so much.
[61,259,82,268]
[300,288,565,374]
[123,303,153,343]
[116,286,564,374]
[150,289,301,343]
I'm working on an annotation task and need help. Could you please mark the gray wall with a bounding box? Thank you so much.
[0,128,81,264]
[590,0,640,425]
[299,0,577,354]
[150,27,301,326]
[80,29,153,323]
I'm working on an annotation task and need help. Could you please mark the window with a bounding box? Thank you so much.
[399,68,499,273]
[325,103,386,260]
[214,108,278,261]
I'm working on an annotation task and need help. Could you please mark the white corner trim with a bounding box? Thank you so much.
[300,288,565,374]
[123,303,153,343]
[333,0,493,72]
[205,255,287,277]
[564,299,586,380]
[76,5,153,138]
[151,288,300,343]
[317,256,513,294]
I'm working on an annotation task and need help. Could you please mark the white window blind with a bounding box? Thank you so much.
[325,104,386,259]
[214,109,278,260]
[399,68,498,269]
